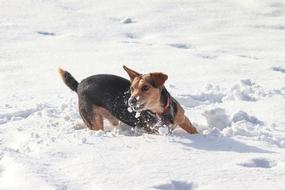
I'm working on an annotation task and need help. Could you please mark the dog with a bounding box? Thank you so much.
[123,66,198,134]
[58,66,198,134]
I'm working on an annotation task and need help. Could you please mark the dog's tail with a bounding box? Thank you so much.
[58,68,79,92]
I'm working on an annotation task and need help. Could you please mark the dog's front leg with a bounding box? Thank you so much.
[178,115,198,134]
[175,104,198,134]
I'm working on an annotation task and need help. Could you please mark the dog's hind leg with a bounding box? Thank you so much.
[95,106,119,127]
[92,114,103,131]
[79,100,104,131]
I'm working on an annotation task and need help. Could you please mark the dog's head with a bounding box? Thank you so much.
[123,65,168,113]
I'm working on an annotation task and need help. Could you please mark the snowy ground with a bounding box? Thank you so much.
[1,0,285,189]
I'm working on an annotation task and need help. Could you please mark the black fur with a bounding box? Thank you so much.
[62,71,79,92]
[158,87,178,125]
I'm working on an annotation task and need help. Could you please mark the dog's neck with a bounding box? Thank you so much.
[154,87,170,115]
[155,87,177,125]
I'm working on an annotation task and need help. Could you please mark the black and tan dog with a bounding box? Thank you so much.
[59,66,198,134]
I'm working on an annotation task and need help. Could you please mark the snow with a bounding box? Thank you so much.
[158,127,169,136]
[1,0,285,189]
[127,107,133,113]
[238,158,278,169]
[120,17,134,24]
[135,112,141,118]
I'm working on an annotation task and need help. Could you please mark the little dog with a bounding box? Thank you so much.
[59,66,198,134]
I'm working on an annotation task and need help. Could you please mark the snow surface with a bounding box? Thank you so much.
[1,0,285,189]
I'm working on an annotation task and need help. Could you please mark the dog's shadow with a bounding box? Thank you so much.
[172,130,274,153]
[118,125,273,154]
[74,121,273,154]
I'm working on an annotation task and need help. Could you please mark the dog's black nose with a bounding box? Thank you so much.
[128,96,137,106]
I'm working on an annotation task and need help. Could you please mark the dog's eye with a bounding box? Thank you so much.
[141,85,149,92]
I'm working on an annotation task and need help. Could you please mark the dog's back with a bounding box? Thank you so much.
[77,74,138,126]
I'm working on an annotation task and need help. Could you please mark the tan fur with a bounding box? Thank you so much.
[123,65,141,81]
[90,105,119,130]
[130,75,163,113]
[91,114,103,131]
[150,73,168,87]
[58,68,65,79]
[95,106,119,126]
[174,104,198,134]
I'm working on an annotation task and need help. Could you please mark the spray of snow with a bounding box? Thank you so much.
[158,126,169,135]
[135,112,141,118]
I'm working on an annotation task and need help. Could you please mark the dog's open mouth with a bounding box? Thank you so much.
[130,103,145,112]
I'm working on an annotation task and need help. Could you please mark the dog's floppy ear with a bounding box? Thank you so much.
[150,72,168,88]
[123,65,141,81]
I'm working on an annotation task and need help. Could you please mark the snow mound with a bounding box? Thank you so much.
[177,85,225,108]
[231,111,264,125]
[224,79,264,101]
[178,79,283,110]
[202,108,230,130]
[201,108,285,148]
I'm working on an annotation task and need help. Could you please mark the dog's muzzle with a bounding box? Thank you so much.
[128,96,144,111]
[128,96,137,107]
